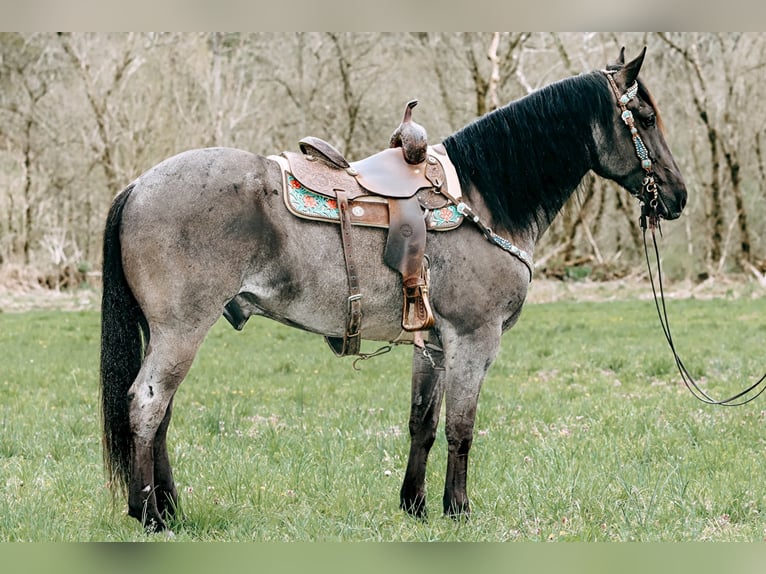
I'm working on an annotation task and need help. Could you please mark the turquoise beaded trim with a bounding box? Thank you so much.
[619,81,638,104]
[429,204,462,228]
[454,199,535,280]
[489,233,532,266]
[287,174,340,219]
[606,74,653,173]
[619,90,652,170]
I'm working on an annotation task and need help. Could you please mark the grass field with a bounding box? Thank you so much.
[2,293,766,541]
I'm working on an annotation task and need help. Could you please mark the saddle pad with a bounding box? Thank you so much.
[284,173,462,231]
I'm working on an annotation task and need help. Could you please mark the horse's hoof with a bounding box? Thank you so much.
[443,498,471,520]
[142,516,168,534]
[400,496,428,520]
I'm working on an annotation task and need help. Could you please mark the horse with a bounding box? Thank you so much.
[99,47,687,532]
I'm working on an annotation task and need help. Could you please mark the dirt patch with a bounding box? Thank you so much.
[0,264,99,313]
[0,284,99,313]
[527,274,766,304]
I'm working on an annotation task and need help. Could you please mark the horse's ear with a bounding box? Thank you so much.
[613,46,646,87]
[613,46,626,67]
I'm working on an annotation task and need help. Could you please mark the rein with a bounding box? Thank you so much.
[642,222,766,406]
[605,69,766,406]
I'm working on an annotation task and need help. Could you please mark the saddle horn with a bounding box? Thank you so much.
[390,99,428,165]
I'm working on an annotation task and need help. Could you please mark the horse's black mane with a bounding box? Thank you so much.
[442,71,614,235]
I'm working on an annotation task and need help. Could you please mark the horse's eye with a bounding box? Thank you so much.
[641,113,657,129]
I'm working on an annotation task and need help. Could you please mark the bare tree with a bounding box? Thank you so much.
[57,33,144,195]
[260,32,394,157]
[657,32,761,275]
[0,33,54,264]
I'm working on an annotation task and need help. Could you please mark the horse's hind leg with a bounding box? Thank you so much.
[127,330,205,532]
[153,397,178,520]
[400,344,446,518]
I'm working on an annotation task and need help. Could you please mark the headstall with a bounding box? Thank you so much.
[603,70,660,230]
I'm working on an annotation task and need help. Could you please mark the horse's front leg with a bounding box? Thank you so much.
[400,343,446,518]
[441,326,501,517]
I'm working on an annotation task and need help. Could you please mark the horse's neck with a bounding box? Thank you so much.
[444,77,601,245]
[526,178,586,243]
[448,139,592,246]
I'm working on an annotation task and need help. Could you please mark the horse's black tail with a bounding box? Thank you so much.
[100,183,145,499]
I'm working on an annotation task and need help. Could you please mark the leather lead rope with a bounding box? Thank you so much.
[642,218,766,406]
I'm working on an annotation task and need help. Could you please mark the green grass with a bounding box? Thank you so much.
[2,295,766,541]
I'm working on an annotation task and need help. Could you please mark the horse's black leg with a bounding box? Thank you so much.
[400,344,446,518]
[441,326,500,518]
[443,413,474,517]
[127,431,164,532]
[127,335,201,532]
[153,397,179,521]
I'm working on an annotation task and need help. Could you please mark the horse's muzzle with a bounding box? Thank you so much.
[658,187,686,221]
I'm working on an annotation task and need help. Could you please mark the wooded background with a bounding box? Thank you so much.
[1,32,765,288]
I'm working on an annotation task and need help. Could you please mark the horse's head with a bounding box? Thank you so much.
[593,47,687,221]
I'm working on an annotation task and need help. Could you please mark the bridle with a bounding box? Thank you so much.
[604,69,766,406]
[603,70,662,230]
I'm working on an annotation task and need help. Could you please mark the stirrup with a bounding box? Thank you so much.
[401,264,435,332]
[401,284,435,332]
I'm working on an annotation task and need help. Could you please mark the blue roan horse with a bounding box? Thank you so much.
[100,48,687,532]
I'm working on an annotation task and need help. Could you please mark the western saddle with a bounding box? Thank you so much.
[266,100,464,357]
